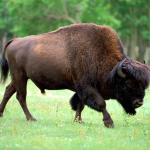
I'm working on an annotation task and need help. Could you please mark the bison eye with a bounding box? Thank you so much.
[125,80,133,88]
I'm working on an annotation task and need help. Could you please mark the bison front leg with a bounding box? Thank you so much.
[70,93,84,123]
[77,86,114,128]
[102,108,114,128]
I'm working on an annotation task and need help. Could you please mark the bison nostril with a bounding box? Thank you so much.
[137,101,143,105]
[133,99,143,108]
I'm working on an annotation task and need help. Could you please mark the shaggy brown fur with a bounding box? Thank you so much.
[0,23,150,128]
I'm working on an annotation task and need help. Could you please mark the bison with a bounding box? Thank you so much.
[0,23,150,128]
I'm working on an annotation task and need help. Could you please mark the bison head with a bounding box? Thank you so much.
[109,58,150,115]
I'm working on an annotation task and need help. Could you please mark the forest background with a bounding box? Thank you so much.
[0,0,150,63]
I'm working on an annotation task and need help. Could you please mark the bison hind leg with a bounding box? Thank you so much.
[70,93,84,123]
[0,81,16,117]
[70,93,80,111]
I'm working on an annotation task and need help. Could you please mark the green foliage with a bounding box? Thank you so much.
[0,0,11,34]
[1,0,149,40]
[81,0,120,28]
[111,0,150,40]
[0,0,149,37]
[3,0,120,36]
[7,0,67,35]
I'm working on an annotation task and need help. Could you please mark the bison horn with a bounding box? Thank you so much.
[117,68,126,78]
[117,59,126,78]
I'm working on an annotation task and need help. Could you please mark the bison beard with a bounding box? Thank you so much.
[118,100,136,115]
[0,23,150,128]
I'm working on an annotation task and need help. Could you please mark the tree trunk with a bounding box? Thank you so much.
[137,37,146,62]
[0,32,7,56]
[127,29,138,59]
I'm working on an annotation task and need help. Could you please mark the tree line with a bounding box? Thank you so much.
[0,0,150,63]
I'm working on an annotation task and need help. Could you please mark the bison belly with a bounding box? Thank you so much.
[26,48,73,91]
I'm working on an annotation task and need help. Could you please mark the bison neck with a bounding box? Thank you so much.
[92,55,125,100]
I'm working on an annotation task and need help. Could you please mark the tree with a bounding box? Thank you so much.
[6,0,119,36]
[7,0,88,36]
[0,0,12,52]
[81,0,120,28]
[110,0,150,62]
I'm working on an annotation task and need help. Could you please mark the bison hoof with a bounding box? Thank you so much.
[75,120,84,124]
[74,118,84,124]
[104,120,114,128]
[27,117,37,121]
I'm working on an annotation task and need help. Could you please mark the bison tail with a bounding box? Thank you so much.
[0,56,9,83]
[70,93,80,111]
[0,40,13,83]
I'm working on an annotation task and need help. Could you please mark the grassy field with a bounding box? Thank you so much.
[0,80,150,150]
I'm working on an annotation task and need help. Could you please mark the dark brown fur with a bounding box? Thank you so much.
[0,23,150,127]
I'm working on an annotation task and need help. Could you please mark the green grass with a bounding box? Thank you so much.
[0,80,150,150]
